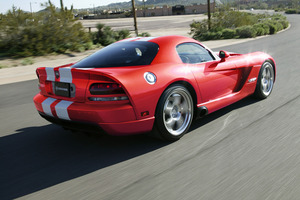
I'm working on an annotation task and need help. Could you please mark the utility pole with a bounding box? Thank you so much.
[60,0,64,11]
[207,0,211,30]
[30,2,37,17]
[30,2,33,16]
[131,0,138,36]
[143,0,146,17]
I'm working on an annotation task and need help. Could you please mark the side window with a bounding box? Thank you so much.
[176,43,215,64]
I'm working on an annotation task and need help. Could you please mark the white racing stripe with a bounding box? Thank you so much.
[44,67,73,120]
[41,98,56,117]
[59,67,72,83]
[46,68,55,81]
[55,100,73,120]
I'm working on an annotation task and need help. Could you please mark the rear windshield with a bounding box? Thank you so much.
[72,41,159,68]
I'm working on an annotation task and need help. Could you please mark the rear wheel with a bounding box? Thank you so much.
[154,85,194,141]
[254,61,275,99]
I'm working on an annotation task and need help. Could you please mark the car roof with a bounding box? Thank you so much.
[120,35,198,46]
[118,35,215,64]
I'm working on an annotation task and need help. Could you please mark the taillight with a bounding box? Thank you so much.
[36,69,41,91]
[89,83,125,95]
[89,82,128,101]
[88,96,128,101]
[36,69,40,79]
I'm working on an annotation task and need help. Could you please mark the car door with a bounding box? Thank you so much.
[176,43,238,103]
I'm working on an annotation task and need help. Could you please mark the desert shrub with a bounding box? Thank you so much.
[285,9,298,14]
[190,20,209,40]
[138,32,151,37]
[221,28,236,39]
[255,22,270,35]
[21,57,34,65]
[278,19,289,29]
[83,41,94,51]
[213,31,223,40]
[91,24,130,46]
[0,64,8,69]
[253,25,265,36]
[200,31,222,40]
[261,23,270,35]
[92,24,117,46]
[264,21,278,34]
[269,24,277,34]
[253,23,270,36]
[0,1,91,57]
[190,10,289,41]
[267,14,289,33]
[190,20,222,40]
[211,11,257,29]
[116,29,131,40]
[236,26,257,38]
[275,21,283,31]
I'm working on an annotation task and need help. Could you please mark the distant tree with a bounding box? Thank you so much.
[91,23,130,46]
[0,1,91,57]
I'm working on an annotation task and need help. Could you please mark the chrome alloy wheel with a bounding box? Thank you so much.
[162,89,193,136]
[261,63,274,96]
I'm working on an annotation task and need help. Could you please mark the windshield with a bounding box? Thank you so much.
[72,41,159,68]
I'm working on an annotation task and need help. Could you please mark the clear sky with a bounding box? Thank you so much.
[0,0,129,14]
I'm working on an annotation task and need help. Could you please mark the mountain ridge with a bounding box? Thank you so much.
[99,0,210,9]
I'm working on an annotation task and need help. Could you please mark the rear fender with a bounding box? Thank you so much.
[105,63,200,121]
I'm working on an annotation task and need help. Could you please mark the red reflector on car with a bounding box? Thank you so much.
[90,83,125,95]
[141,111,149,117]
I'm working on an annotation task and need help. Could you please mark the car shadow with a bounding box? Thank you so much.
[190,96,259,131]
[0,96,259,200]
[0,124,169,200]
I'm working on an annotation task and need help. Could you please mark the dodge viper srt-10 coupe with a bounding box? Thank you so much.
[33,35,276,141]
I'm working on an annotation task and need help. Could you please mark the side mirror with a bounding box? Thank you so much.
[219,50,230,61]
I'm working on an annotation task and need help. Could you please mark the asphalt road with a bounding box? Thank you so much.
[1,15,300,200]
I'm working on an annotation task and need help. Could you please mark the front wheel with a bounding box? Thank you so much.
[254,61,275,99]
[154,85,194,141]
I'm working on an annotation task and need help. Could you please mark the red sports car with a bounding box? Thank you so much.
[33,35,275,141]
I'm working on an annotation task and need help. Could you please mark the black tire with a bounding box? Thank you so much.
[253,61,275,99]
[154,85,194,141]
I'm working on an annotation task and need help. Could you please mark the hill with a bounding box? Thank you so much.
[98,0,210,10]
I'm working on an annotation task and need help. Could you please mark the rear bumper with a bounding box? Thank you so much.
[33,94,154,135]
[39,112,105,133]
